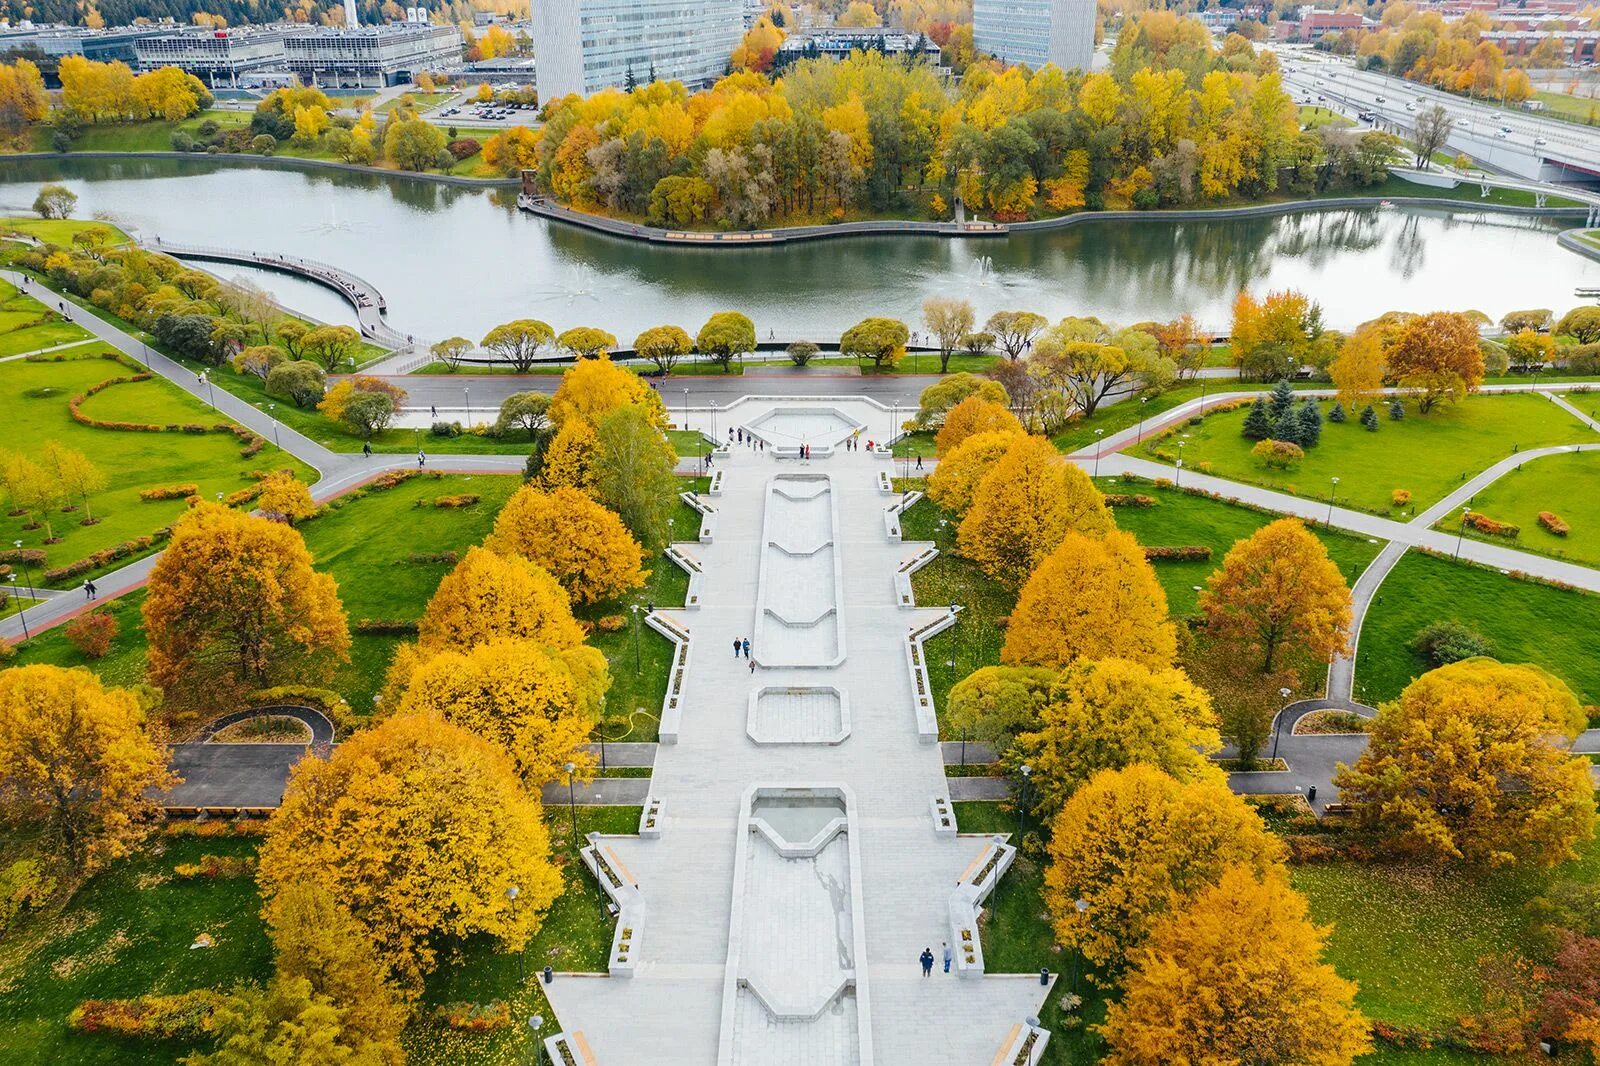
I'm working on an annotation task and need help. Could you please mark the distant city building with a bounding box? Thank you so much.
[530,0,743,101]
[134,26,310,88]
[284,24,462,87]
[0,25,169,85]
[972,0,1094,72]
[775,26,939,62]
[1480,27,1600,61]
[1272,11,1365,41]
[1191,8,1240,30]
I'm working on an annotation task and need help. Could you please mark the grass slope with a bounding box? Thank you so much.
[1143,393,1592,516]
[1445,449,1600,567]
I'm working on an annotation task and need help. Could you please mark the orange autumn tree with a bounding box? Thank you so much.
[1043,764,1283,972]
[1329,323,1387,410]
[1199,517,1351,675]
[549,354,668,432]
[1003,530,1176,670]
[489,484,647,605]
[144,503,349,710]
[1385,310,1485,413]
[540,418,600,494]
[926,428,1024,514]
[1102,866,1371,1066]
[394,638,609,787]
[958,435,1112,587]
[258,713,561,993]
[934,395,1023,456]
[1335,660,1594,868]
[0,664,172,871]
[255,471,317,524]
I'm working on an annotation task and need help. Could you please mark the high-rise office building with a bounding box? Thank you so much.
[972,0,1095,72]
[531,0,742,102]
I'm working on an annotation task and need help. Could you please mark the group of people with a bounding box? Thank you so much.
[732,635,756,673]
[729,428,766,452]
[919,943,954,976]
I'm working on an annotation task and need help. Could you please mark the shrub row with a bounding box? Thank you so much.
[1143,545,1213,562]
[434,1000,511,1032]
[243,685,356,735]
[1104,493,1158,508]
[139,483,198,501]
[68,991,222,1040]
[0,548,46,567]
[67,374,265,458]
[406,550,458,564]
[173,854,256,879]
[1464,510,1520,539]
[354,619,419,635]
[432,493,480,508]
[224,486,262,507]
[42,529,170,583]
[1538,511,1570,536]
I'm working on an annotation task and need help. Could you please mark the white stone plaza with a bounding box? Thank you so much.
[547,397,1051,1066]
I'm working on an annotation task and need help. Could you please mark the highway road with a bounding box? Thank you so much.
[1279,47,1600,181]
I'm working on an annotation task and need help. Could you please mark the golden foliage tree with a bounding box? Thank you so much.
[926,429,1024,515]
[258,714,562,991]
[946,664,1054,755]
[264,880,405,1056]
[0,665,172,870]
[192,972,399,1066]
[255,471,317,525]
[934,395,1024,456]
[958,435,1112,587]
[1015,658,1222,820]
[1102,866,1371,1066]
[394,639,609,787]
[1199,518,1351,675]
[1335,660,1594,868]
[490,485,647,605]
[415,546,584,653]
[1386,310,1485,413]
[549,355,667,431]
[540,417,599,494]
[1329,324,1386,410]
[1003,530,1176,671]
[144,503,349,710]
[1043,764,1282,972]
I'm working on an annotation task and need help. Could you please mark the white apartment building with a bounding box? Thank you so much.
[531,0,742,101]
[972,0,1095,72]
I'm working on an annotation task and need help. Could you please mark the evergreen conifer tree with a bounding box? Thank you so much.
[1327,401,1347,424]
[1295,399,1322,448]
[1242,398,1274,440]
[1361,405,1380,431]
[1268,379,1296,422]
[1389,398,1405,421]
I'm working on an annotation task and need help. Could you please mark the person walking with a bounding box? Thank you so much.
[742,637,751,658]
[83,579,97,601]
[942,942,952,973]
[362,442,372,458]
[748,658,757,674]
[916,455,924,471]
[430,405,437,418]
[417,449,426,468]
[920,948,934,977]
[734,637,742,658]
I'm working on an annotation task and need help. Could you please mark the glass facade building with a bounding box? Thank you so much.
[972,0,1094,72]
[532,0,742,102]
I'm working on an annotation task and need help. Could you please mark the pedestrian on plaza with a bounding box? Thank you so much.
[362,442,372,458]
[737,429,744,444]
[734,637,742,658]
[417,450,426,468]
[430,405,437,418]
[728,428,734,440]
[916,455,923,471]
[83,579,97,601]
[742,638,751,658]
[920,948,934,977]
[942,942,952,973]
[748,658,757,674]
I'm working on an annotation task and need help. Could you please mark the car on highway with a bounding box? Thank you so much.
[1375,95,1385,103]
[1536,136,1548,145]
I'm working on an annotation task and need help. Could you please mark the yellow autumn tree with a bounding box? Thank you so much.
[1335,660,1594,868]
[394,638,609,787]
[488,484,647,605]
[540,418,599,494]
[1003,530,1176,671]
[1015,658,1222,819]
[415,546,584,653]
[1044,764,1283,972]
[255,471,317,524]
[1329,324,1386,410]
[0,665,172,871]
[548,354,667,431]
[958,435,1113,587]
[1199,517,1351,674]
[1103,866,1371,1066]
[258,713,561,993]
[934,395,1024,456]
[144,503,349,710]
[926,429,1024,515]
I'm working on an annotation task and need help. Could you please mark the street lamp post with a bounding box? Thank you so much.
[564,761,579,842]
[12,540,37,641]
[506,885,524,982]
[7,574,28,641]
[631,603,641,673]
[1270,686,1294,764]
[1327,476,1340,527]
[1175,458,1183,487]
[682,388,690,437]
[1017,764,1032,843]
[1070,898,1090,993]
[1455,504,1472,558]
[527,1014,545,1066]
[267,403,281,447]
[1093,428,1104,478]
[464,387,472,426]
[710,400,717,440]
[1135,396,1150,442]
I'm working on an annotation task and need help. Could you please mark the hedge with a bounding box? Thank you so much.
[433,493,480,508]
[1538,511,1570,536]
[139,483,198,501]
[1143,545,1213,561]
[68,991,222,1040]
[42,529,171,584]
[353,618,419,635]
[1104,493,1158,508]
[1464,510,1520,539]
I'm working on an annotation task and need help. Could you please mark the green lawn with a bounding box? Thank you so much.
[1143,393,1593,516]
[1097,477,1381,615]
[1443,450,1600,567]
[0,832,271,1066]
[1,353,314,587]
[1301,105,1354,129]
[0,217,132,246]
[1355,550,1600,708]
